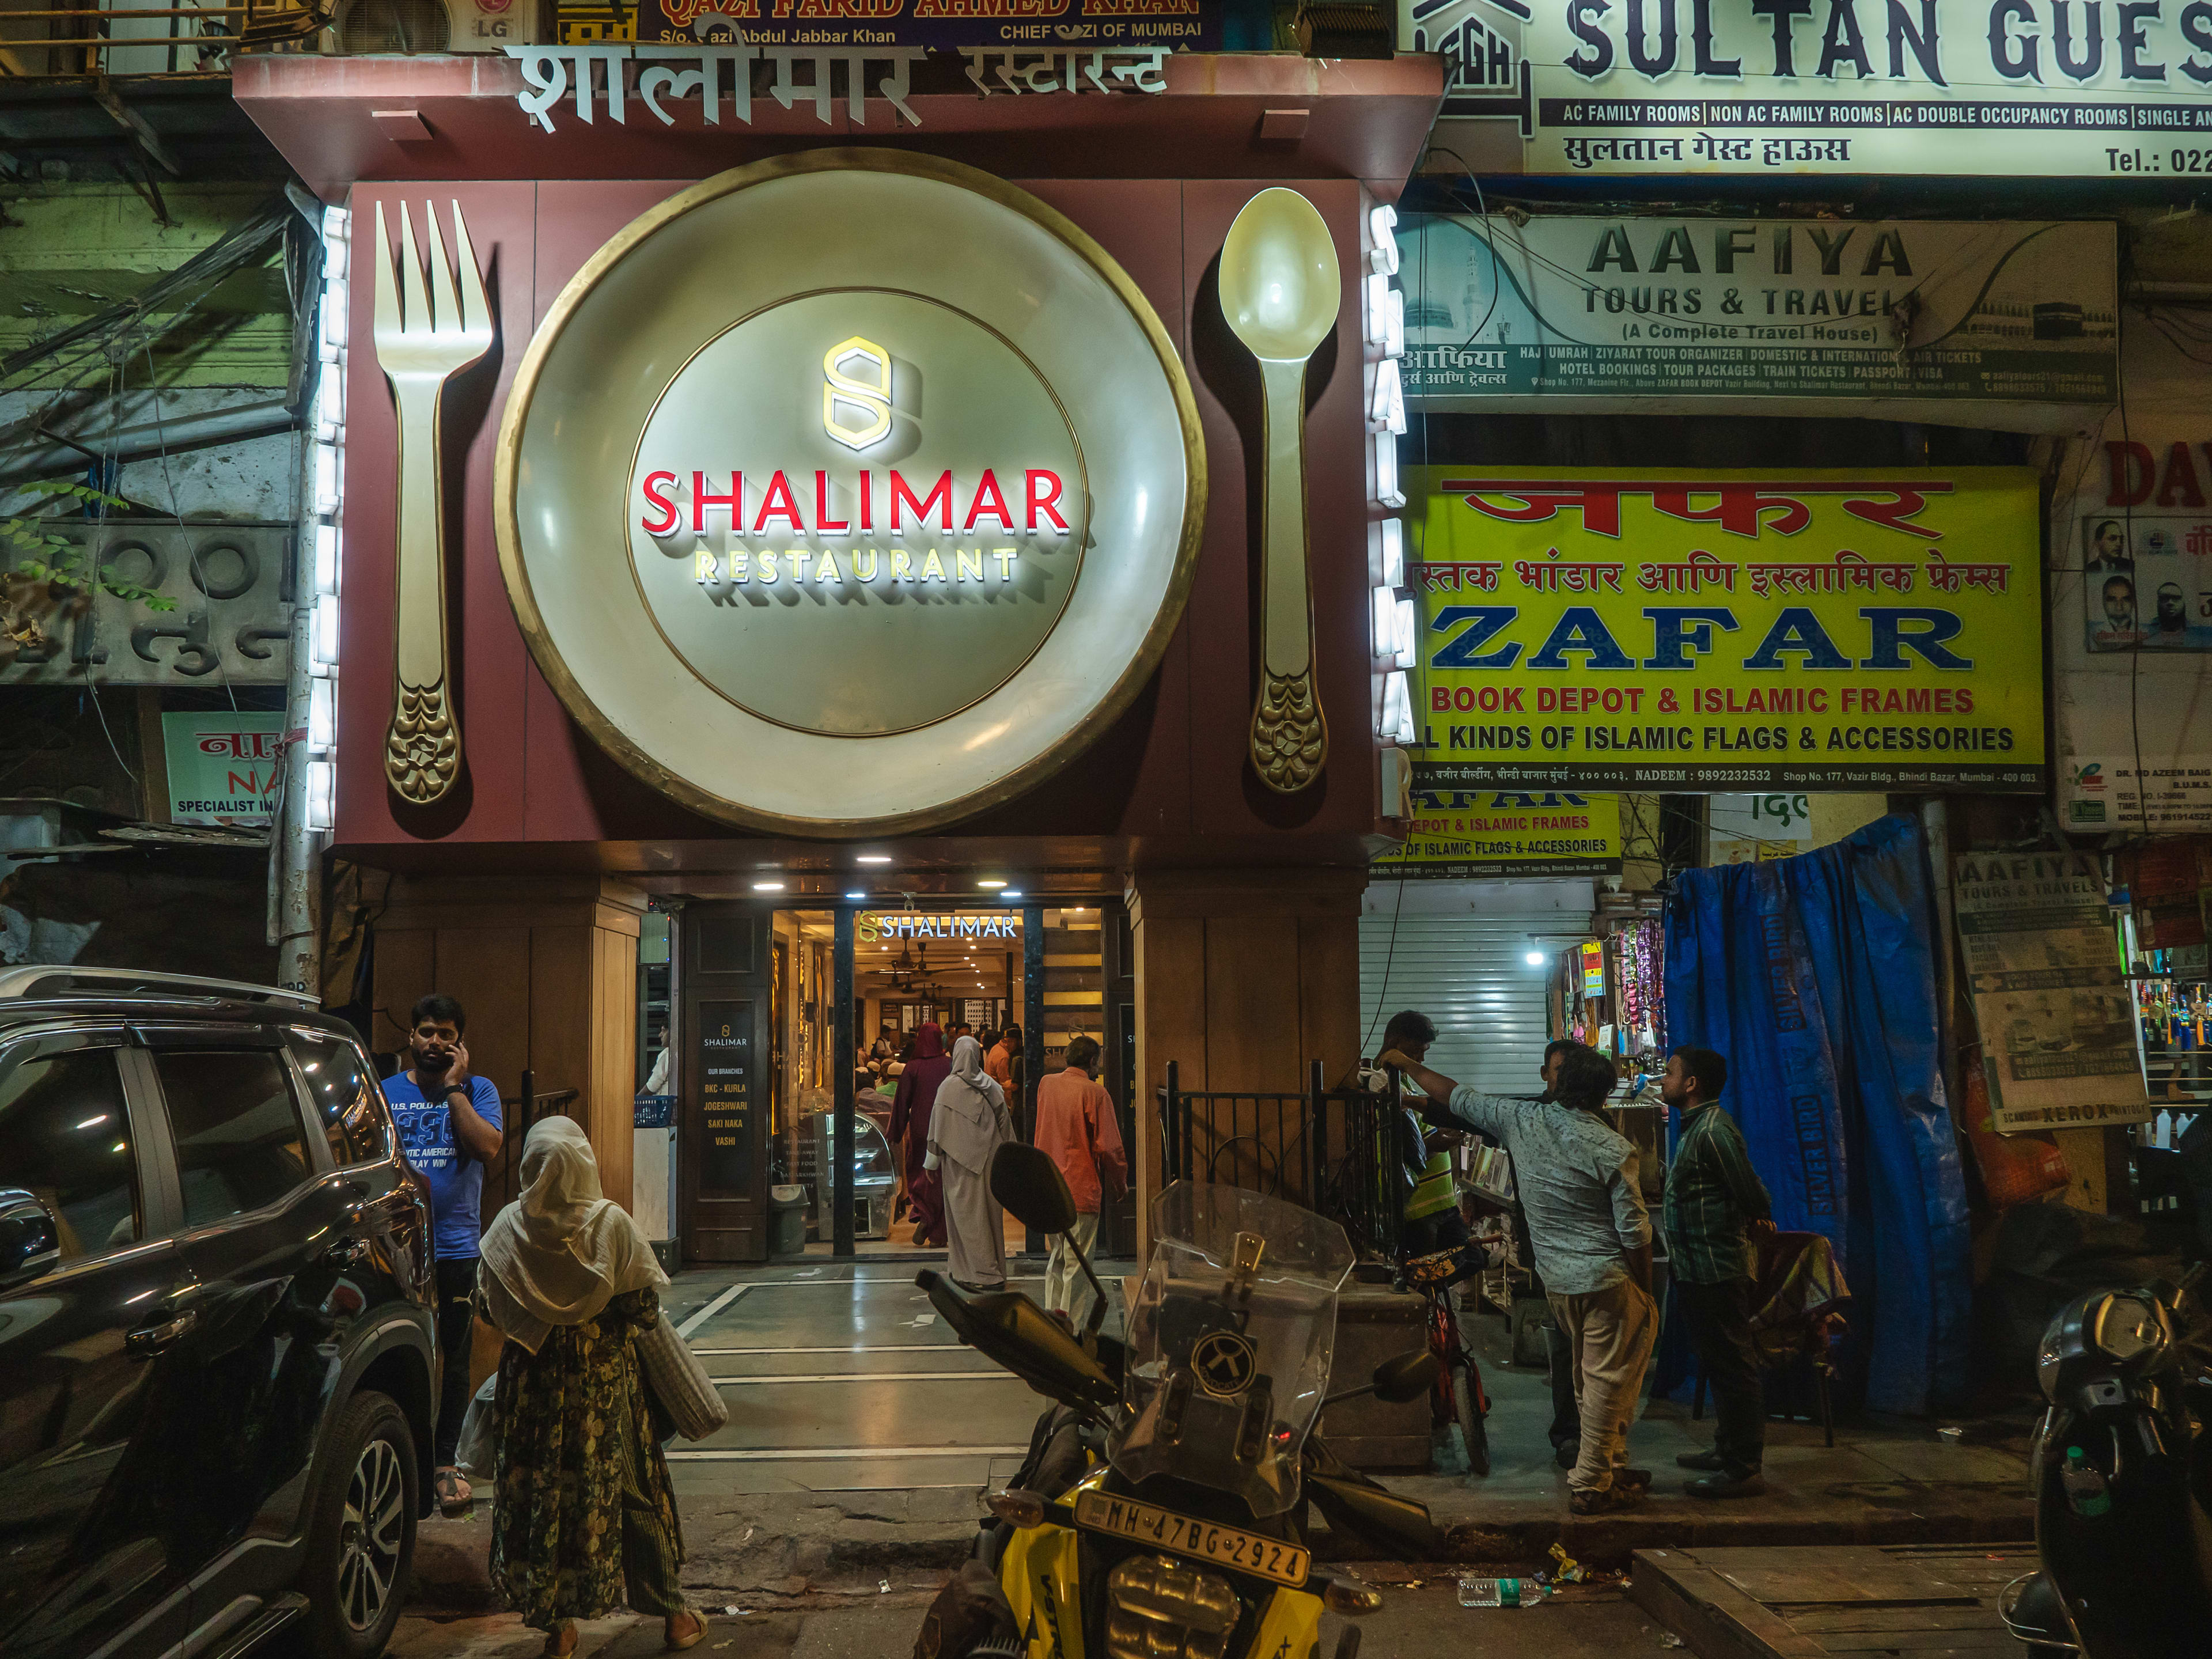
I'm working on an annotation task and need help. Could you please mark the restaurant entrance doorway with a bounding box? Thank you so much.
[677,897,1125,1264]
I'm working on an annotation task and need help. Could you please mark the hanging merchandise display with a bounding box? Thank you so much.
[2119,836,2212,1113]
[1614,918,1665,1056]
[1955,850,2150,1133]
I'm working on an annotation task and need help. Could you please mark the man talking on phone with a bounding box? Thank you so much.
[385,993,504,1514]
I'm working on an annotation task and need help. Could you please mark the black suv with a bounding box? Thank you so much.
[0,967,437,1659]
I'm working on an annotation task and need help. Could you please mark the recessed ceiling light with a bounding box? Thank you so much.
[857,855,892,865]
[1002,890,1024,899]
[977,878,1007,889]
[845,890,865,899]
[752,880,786,892]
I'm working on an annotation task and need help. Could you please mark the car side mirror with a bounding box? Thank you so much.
[1372,1350,1440,1405]
[990,1142,1077,1236]
[0,1190,61,1289]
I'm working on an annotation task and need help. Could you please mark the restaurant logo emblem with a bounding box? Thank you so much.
[496,151,1203,836]
[823,336,892,452]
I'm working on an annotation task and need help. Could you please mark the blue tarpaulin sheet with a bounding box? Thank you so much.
[1660,813,1971,1416]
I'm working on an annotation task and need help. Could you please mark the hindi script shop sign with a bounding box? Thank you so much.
[1475,0,2212,175]
[1408,466,2046,792]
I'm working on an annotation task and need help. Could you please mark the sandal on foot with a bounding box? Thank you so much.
[541,1622,578,1658]
[665,1609,709,1650]
[433,1467,472,1516]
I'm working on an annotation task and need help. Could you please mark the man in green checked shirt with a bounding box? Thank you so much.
[1660,1046,1777,1499]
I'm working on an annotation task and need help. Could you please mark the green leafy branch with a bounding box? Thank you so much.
[2,479,176,611]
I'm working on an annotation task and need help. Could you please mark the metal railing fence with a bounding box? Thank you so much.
[1156,1058,1403,1263]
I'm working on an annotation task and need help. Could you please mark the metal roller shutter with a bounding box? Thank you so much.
[1358,903,1592,1098]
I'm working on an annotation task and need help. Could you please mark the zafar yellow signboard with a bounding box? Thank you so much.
[1409,467,2045,793]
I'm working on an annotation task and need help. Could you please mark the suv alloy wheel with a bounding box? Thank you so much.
[303,1391,418,1658]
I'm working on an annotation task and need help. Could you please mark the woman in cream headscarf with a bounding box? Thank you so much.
[926,1034,1014,1291]
[479,1116,707,1655]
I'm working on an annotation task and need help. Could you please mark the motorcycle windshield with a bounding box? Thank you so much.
[1109,1180,1355,1516]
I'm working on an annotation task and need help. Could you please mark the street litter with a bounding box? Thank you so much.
[1549,1543,1587,1584]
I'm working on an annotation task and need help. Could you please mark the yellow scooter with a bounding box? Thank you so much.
[913,1147,1444,1659]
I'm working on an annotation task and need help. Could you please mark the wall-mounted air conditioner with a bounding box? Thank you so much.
[327,0,547,54]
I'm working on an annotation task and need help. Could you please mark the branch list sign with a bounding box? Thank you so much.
[697,1001,754,1195]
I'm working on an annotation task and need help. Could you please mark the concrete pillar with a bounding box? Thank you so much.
[1123,866,1366,1260]
[367,873,646,1211]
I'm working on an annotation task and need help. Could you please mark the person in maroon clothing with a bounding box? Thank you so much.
[890,1022,952,1247]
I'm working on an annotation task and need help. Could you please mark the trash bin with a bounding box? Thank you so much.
[768,1184,809,1256]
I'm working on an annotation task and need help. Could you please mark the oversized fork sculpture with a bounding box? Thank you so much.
[371,199,493,806]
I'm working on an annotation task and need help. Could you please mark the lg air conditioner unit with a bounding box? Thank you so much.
[327,0,547,54]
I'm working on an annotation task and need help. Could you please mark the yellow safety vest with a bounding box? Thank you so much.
[1407,1147,1456,1220]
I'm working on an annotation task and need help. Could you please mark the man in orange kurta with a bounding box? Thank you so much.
[1032,1034,1127,1324]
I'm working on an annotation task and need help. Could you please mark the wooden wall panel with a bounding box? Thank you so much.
[589,922,638,1211]
[527,924,592,1129]
[433,926,531,1115]
[1296,911,1363,1089]
[1203,915,1302,1094]
[365,877,645,1217]
[1130,909,1205,1262]
[370,927,435,1061]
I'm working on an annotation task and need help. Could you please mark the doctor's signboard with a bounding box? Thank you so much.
[1407,467,2046,793]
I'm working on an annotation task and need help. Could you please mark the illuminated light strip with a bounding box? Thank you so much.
[710,1371,1022,1386]
[305,203,350,836]
[665,1445,1032,1462]
[1366,203,1411,756]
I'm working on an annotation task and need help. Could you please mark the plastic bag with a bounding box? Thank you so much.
[454,1372,499,1479]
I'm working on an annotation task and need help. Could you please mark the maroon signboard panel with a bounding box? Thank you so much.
[331,172,1381,854]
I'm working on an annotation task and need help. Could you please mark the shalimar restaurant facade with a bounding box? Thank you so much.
[233,28,1443,1260]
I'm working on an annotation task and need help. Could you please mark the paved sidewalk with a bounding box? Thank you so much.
[353,1583,1669,1659]
[1365,1309,2034,1565]
[410,1266,2033,1612]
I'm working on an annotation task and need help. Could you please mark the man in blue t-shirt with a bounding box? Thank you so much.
[384,993,503,1513]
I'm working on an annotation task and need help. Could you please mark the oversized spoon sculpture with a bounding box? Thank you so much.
[1219,187,1341,794]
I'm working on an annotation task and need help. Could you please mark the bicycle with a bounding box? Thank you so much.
[1403,1238,1494,1479]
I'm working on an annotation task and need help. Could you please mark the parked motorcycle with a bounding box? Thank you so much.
[912,1145,1445,1659]
[2001,1270,2212,1657]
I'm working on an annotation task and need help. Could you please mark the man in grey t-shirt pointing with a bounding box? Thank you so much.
[1382,1040,1658,1515]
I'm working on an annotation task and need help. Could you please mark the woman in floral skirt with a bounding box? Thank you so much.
[478,1115,707,1656]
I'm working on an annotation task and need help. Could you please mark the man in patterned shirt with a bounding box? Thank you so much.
[1660,1045,1775,1499]
[1386,1040,1657,1516]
